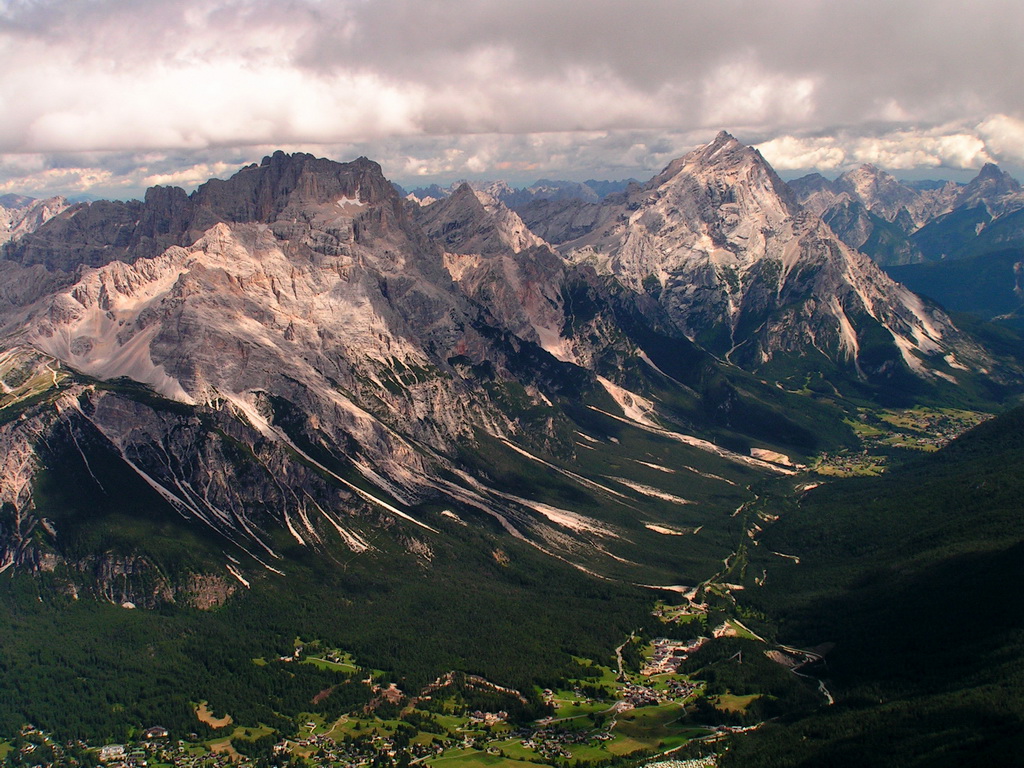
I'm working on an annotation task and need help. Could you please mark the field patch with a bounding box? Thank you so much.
[195,702,233,729]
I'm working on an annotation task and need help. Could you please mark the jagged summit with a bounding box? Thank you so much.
[651,131,799,218]
[2,152,416,274]
[0,194,69,246]
[833,164,924,223]
[976,162,1005,180]
[0,193,36,209]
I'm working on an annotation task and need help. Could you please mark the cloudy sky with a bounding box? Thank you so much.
[1,0,1022,199]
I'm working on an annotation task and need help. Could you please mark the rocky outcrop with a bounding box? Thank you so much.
[516,197,605,245]
[183,573,238,610]
[791,165,958,233]
[416,184,544,256]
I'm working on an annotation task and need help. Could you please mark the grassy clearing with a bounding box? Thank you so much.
[330,717,406,739]
[613,703,685,739]
[551,697,609,720]
[295,713,329,737]
[432,713,474,733]
[658,610,703,626]
[605,723,705,757]
[228,725,276,741]
[195,702,232,729]
[605,734,650,756]
[322,716,371,740]
[488,739,536,761]
[302,656,360,673]
[207,738,240,759]
[712,693,761,714]
[845,418,886,438]
[725,620,761,641]
[570,657,621,687]
[566,742,616,760]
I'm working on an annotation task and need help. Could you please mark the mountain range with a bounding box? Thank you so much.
[1,132,1022,762]
[3,131,1022,588]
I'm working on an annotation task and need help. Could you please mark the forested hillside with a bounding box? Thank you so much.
[727,408,1024,767]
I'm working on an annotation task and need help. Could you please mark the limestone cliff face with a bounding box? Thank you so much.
[0,384,246,607]
[417,186,575,362]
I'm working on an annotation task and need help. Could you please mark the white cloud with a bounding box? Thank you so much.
[977,114,1024,164]
[0,165,124,196]
[757,126,995,173]
[0,0,1021,194]
[756,136,847,171]
[141,162,242,189]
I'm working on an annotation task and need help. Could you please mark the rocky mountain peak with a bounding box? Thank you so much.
[660,131,763,178]
[837,164,908,203]
[976,162,1007,181]
[415,181,544,256]
[787,173,842,217]
[643,132,800,233]
[0,193,36,209]
[629,139,794,242]
[789,172,832,191]
[556,133,987,380]
[956,162,1023,216]
[828,163,956,230]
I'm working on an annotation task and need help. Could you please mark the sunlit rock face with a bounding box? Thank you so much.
[558,132,987,378]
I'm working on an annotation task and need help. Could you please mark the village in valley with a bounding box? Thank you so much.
[812,406,991,477]
[0,596,795,768]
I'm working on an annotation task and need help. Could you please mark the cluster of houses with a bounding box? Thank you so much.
[467,710,508,726]
[271,730,446,767]
[619,682,662,709]
[641,637,709,676]
[522,726,612,760]
[665,679,701,700]
[10,636,723,768]
[96,728,250,768]
[617,673,700,711]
